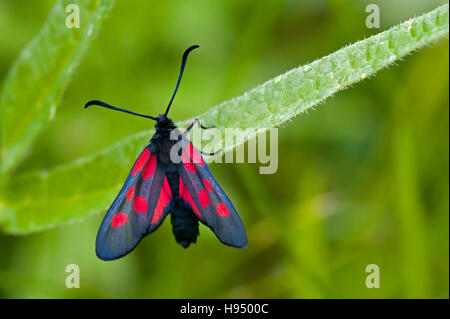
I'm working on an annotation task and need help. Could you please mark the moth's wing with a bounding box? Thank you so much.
[145,169,174,235]
[177,140,247,248]
[96,145,174,261]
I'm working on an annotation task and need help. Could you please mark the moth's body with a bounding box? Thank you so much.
[87,45,247,261]
[151,114,199,248]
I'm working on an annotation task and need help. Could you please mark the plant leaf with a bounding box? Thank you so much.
[0,4,448,234]
[0,0,115,178]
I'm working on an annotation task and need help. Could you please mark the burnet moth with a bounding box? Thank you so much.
[85,45,247,261]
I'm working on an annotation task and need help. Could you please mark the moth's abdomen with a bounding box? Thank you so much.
[170,205,199,248]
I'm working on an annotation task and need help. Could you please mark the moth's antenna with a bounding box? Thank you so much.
[164,45,199,116]
[84,100,158,120]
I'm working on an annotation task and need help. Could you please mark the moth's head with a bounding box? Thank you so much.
[155,114,175,131]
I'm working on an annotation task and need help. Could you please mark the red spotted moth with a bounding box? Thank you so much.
[85,46,247,260]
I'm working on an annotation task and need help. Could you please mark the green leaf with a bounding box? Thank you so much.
[0,0,115,177]
[0,4,448,234]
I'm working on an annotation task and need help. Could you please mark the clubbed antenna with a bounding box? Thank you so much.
[164,45,199,116]
[84,100,158,120]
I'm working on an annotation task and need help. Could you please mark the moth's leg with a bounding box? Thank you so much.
[198,149,221,156]
[183,119,220,156]
[184,118,215,134]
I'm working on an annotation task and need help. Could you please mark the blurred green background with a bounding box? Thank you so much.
[0,0,448,298]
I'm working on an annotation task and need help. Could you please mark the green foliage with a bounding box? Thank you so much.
[0,0,115,177]
[0,4,448,234]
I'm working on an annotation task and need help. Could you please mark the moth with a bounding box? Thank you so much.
[85,45,247,261]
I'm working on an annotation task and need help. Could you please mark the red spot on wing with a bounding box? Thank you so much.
[187,143,204,166]
[179,177,202,218]
[126,186,135,201]
[181,151,197,173]
[216,203,230,217]
[203,178,213,192]
[111,212,128,228]
[133,196,148,213]
[142,155,156,179]
[132,148,150,175]
[198,189,210,208]
[151,177,173,224]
